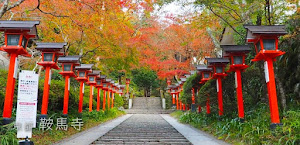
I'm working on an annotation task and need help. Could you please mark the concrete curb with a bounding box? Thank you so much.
[161,114,230,145]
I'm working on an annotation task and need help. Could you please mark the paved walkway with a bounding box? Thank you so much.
[125,97,172,114]
[55,114,229,145]
[161,114,229,145]
[55,114,132,145]
[91,114,191,144]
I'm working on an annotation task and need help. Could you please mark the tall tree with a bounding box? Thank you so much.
[132,67,158,97]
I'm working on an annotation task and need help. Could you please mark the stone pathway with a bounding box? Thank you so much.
[125,97,173,114]
[56,97,229,145]
[161,114,229,145]
[91,114,192,145]
[54,114,132,145]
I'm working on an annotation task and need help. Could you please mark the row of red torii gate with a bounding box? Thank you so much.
[0,20,131,125]
[166,25,287,129]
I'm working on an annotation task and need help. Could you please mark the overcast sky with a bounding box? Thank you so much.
[152,0,201,24]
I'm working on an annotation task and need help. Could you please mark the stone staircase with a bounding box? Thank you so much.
[91,114,191,145]
[125,97,172,114]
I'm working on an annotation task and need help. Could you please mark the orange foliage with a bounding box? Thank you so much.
[0,0,215,78]
[133,17,215,79]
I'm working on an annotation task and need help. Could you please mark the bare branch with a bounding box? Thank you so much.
[35,0,68,17]
[68,0,95,11]
[220,4,242,20]
[28,0,68,17]
[0,0,10,18]
[208,6,244,37]
[8,10,14,20]
[7,0,25,11]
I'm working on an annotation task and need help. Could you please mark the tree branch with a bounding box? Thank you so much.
[7,0,25,11]
[208,6,244,37]
[0,0,17,18]
[220,4,242,20]
[68,0,95,11]
[28,0,68,17]
[35,0,68,17]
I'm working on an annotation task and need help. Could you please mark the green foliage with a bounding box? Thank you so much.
[114,93,124,108]
[82,108,123,122]
[165,93,172,109]
[233,25,247,45]
[37,70,82,114]
[183,56,267,118]
[0,123,18,145]
[30,108,124,144]
[173,104,300,145]
[132,67,159,97]
[276,14,300,109]
[197,79,217,107]
[0,69,7,114]
[181,73,201,104]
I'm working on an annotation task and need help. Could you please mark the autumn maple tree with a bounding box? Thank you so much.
[0,0,215,81]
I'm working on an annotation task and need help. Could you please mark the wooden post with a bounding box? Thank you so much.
[97,88,100,111]
[102,90,106,110]
[107,89,110,109]
[176,93,179,110]
[78,81,84,113]
[63,76,70,115]
[266,59,280,124]
[89,86,93,112]
[2,53,17,121]
[41,67,51,117]
[111,92,114,108]
[217,77,223,116]
[235,69,245,120]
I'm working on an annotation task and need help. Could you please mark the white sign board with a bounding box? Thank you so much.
[16,70,39,138]
[13,57,19,79]
[16,101,37,138]
[264,61,270,83]
[17,70,39,101]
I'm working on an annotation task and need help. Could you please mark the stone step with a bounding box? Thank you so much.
[99,136,187,139]
[108,130,178,132]
[94,138,191,142]
[103,134,184,137]
[92,142,191,145]
[90,114,192,145]
[125,111,173,114]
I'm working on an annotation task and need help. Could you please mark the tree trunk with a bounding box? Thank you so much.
[258,62,268,103]
[276,76,287,111]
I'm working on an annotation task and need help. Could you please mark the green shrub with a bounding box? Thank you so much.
[0,122,18,145]
[114,93,124,108]
[173,103,300,145]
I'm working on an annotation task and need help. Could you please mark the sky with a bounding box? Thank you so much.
[152,0,201,24]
